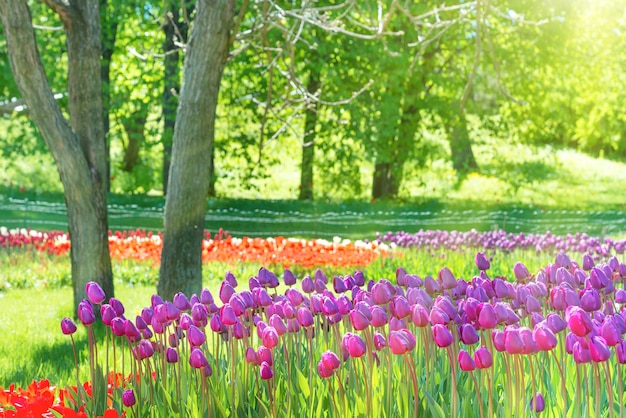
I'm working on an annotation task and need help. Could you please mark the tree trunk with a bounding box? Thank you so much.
[298,65,321,200]
[1,0,114,310]
[100,0,117,192]
[121,109,148,172]
[158,0,235,301]
[448,110,479,173]
[161,5,180,196]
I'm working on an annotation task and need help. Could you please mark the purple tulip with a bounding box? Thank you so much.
[389,329,416,355]
[260,361,273,380]
[189,347,209,369]
[257,346,273,366]
[589,336,611,362]
[504,328,524,354]
[600,316,622,346]
[137,340,154,360]
[220,304,238,326]
[530,392,545,413]
[262,326,279,349]
[545,313,567,334]
[478,304,497,329]
[432,324,454,348]
[411,304,429,327]
[371,282,393,305]
[200,288,214,305]
[390,296,411,319]
[188,325,206,347]
[580,288,601,312]
[424,276,441,295]
[439,267,457,290]
[616,341,626,364]
[573,342,591,364]
[85,281,106,305]
[534,323,557,351]
[513,262,530,282]
[458,349,476,372]
[317,361,334,378]
[582,254,595,271]
[297,307,314,328]
[225,270,238,288]
[474,346,493,369]
[286,288,305,306]
[342,333,367,358]
[301,276,314,294]
[122,389,136,407]
[173,292,191,311]
[124,320,142,343]
[111,317,125,337]
[475,252,490,271]
[151,294,164,307]
[109,298,125,316]
[321,350,341,370]
[61,318,77,335]
[374,332,387,351]
[492,330,505,352]
[163,346,178,363]
[459,323,480,345]
[284,269,297,286]
[349,308,370,331]
[77,301,95,326]
[333,276,347,293]
[567,306,594,337]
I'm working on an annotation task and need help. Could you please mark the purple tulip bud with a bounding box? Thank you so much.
[389,329,416,355]
[262,326,279,349]
[371,282,393,305]
[459,323,480,345]
[257,346,273,366]
[492,329,505,352]
[369,305,387,327]
[390,296,411,319]
[534,323,557,351]
[478,304,498,329]
[198,288,213,305]
[474,346,493,369]
[342,333,367,358]
[173,292,191,312]
[573,342,591,364]
[124,320,141,343]
[260,361,273,380]
[615,289,626,304]
[373,332,386,351]
[530,392,545,413]
[349,309,370,331]
[321,350,341,370]
[224,270,237,288]
[137,340,154,360]
[458,349,476,372]
[317,361,334,378]
[513,262,530,282]
[475,252,490,271]
[439,267,457,290]
[166,347,179,363]
[209,314,224,334]
[188,325,206,347]
[220,304,238,326]
[580,288,601,312]
[98,305,115,326]
[297,307,314,327]
[85,282,106,305]
[111,317,125,337]
[122,389,136,407]
[582,254,595,271]
[589,336,611,362]
[545,313,567,334]
[616,341,626,364]
[333,276,347,294]
[301,276,314,294]
[283,269,297,286]
[504,328,524,354]
[353,270,365,287]
[411,304,429,327]
[141,307,154,324]
[77,301,95,326]
[432,324,454,348]
[61,318,77,335]
[424,276,440,295]
[189,347,208,368]
[600,317,622,346]
[567,306,594,337]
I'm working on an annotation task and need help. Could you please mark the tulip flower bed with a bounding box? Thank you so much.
[3,252,626,417]
[377,229,626,258]
[0,227,389,269]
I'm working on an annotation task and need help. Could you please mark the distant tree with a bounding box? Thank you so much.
[1,0,114,310]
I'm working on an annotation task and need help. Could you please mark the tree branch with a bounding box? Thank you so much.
[42,0,74,27]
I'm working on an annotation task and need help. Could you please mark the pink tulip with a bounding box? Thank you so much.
[458,349,476,372]
[474,346,493,369]
[432,324,454,348]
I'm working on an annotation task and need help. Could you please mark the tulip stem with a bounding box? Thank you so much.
[602,361,614,418]
[470,372,484,418]
[618,364,624,418]
[485,369,493,418]
[447,347,458,418]
[550,349,567,417]
[404,353,419,418]
[387,347,393,416]
[593,363,601,418]
[360,356,372,417]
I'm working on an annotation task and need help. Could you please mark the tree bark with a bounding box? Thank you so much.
[161,5,180,196]
[121,109,148,172]
[158,0,235,301]
[0,0,114,310]
[448,109,479,173]
[298,65,321,200]
[100,0,117,192]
